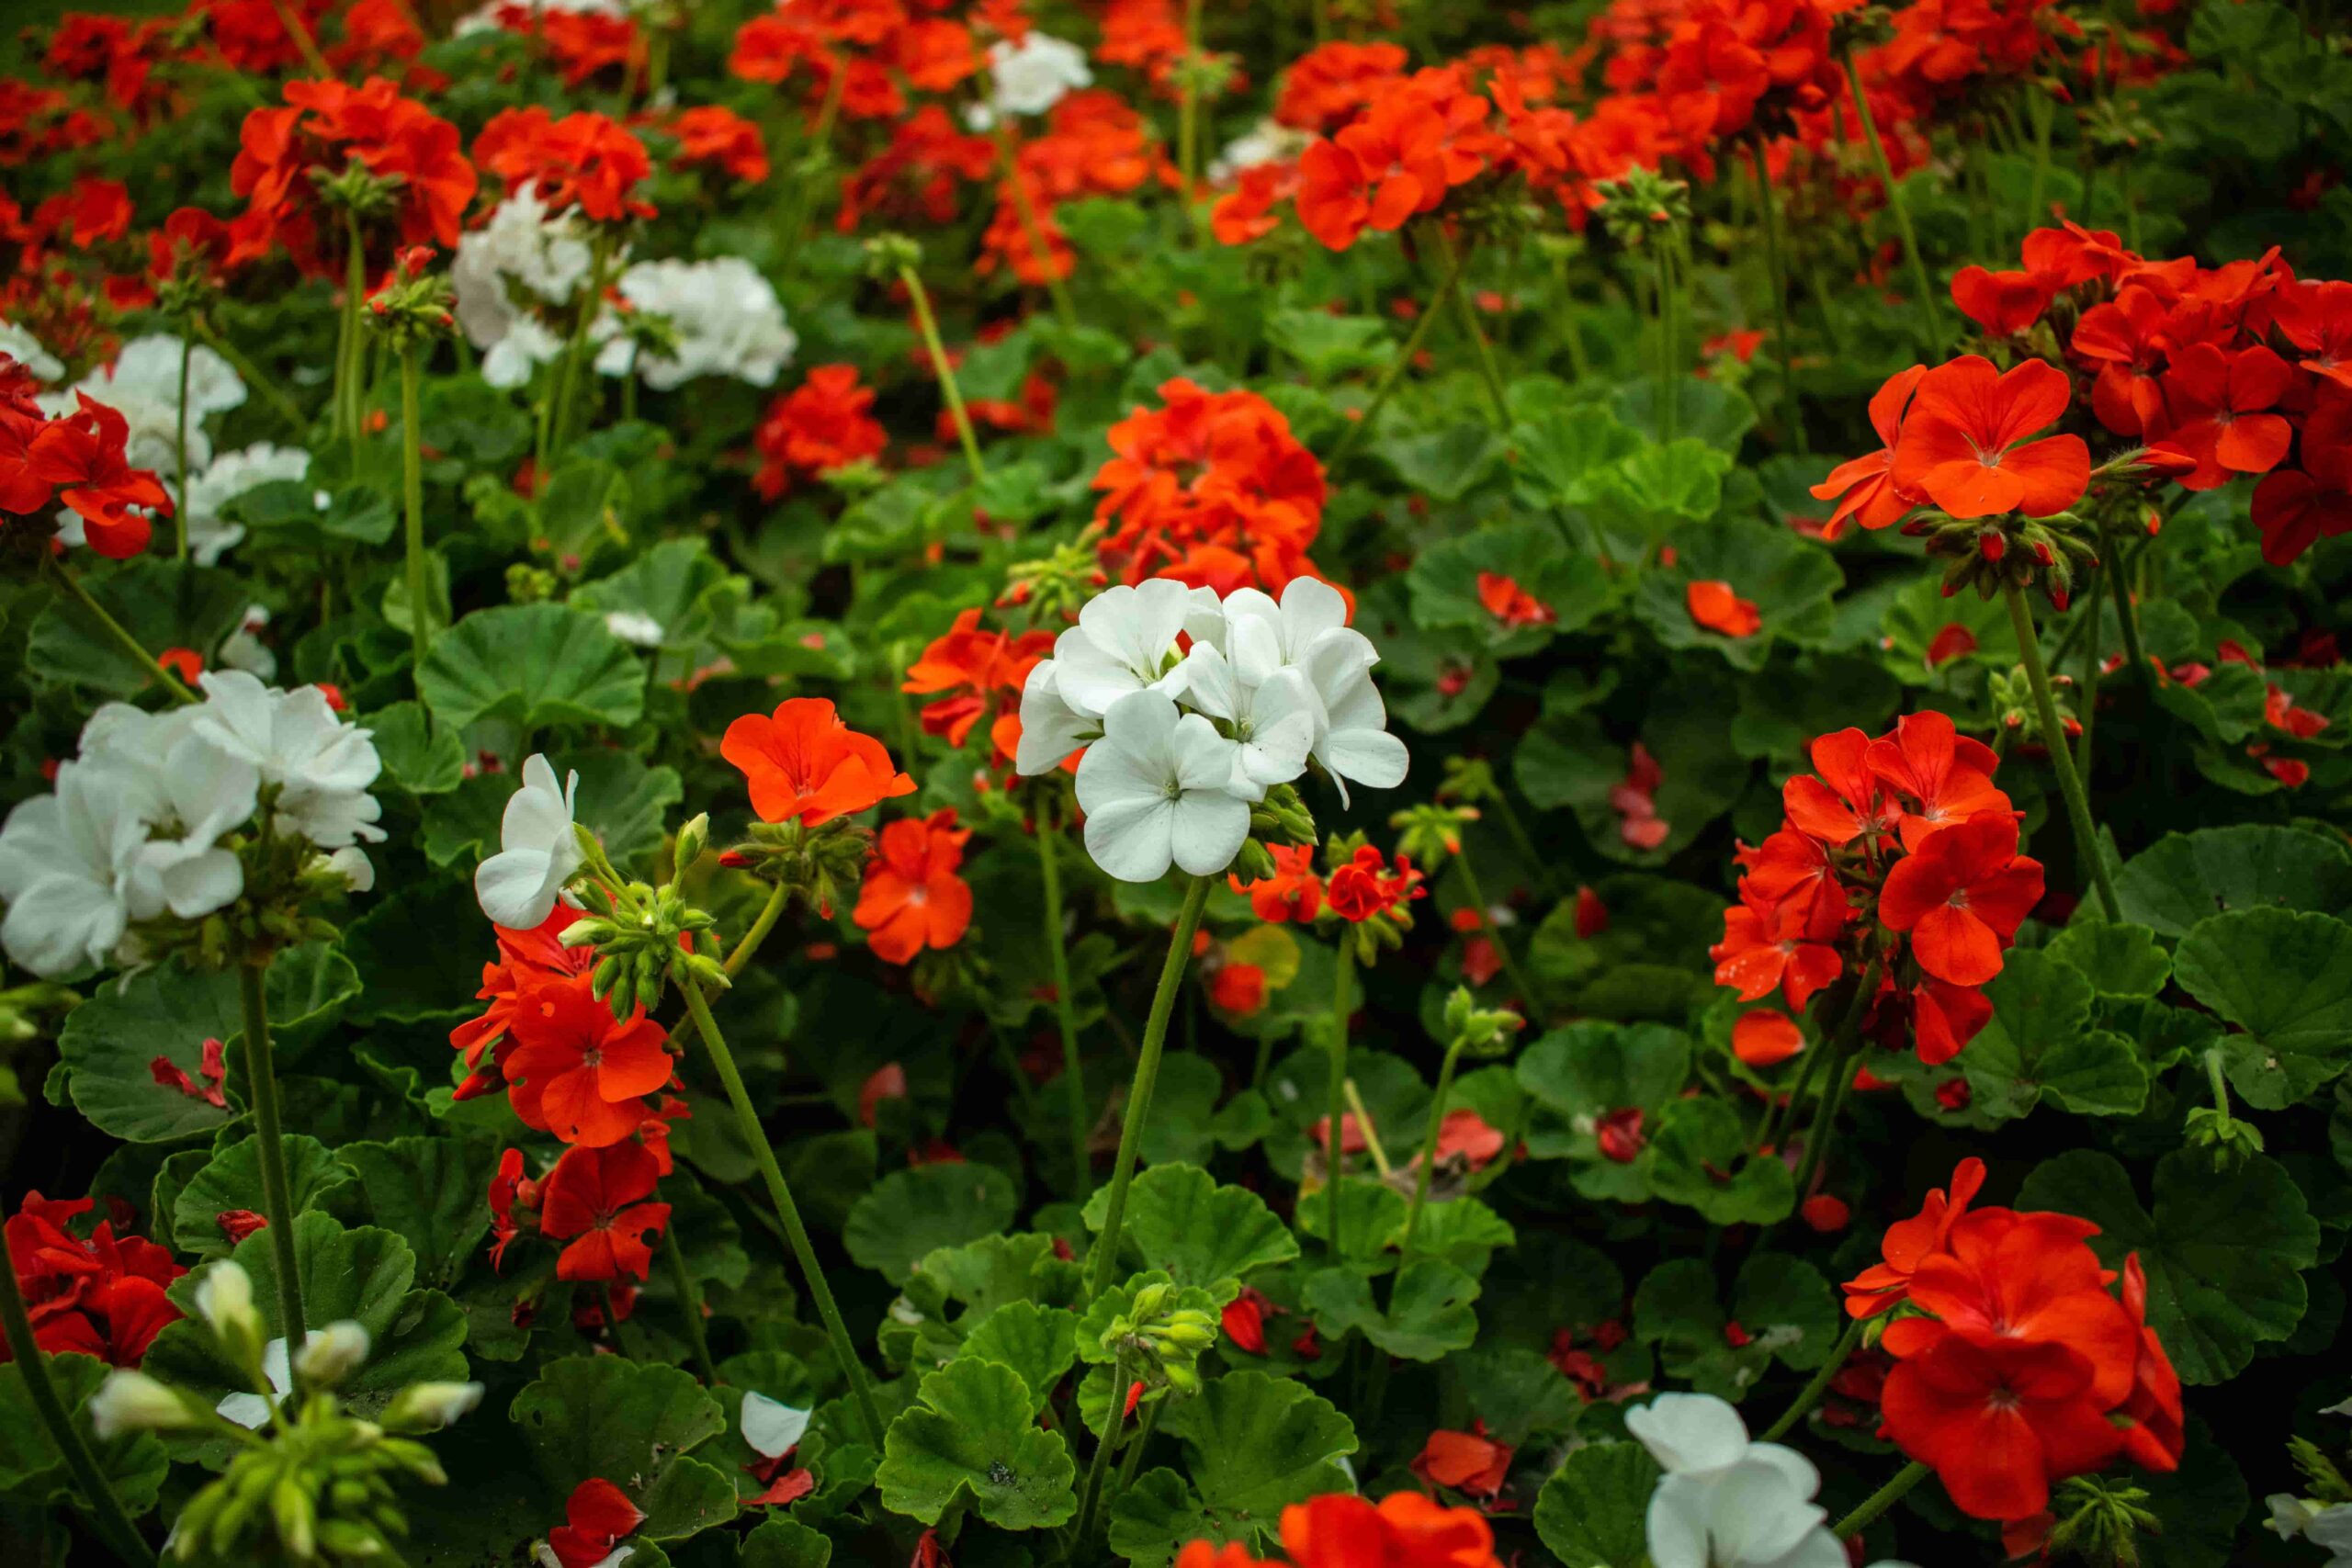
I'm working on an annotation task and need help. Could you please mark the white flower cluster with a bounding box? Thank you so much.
[593,256,797,390]
[1628,1394,1917,1568]
[970,32,1091,127]
[1210,118,1314,183]
[0,317,63,382]
[1014,577,1408,883]
[452,181,599,389]
[179,443,312,565]
[0,673,383,976]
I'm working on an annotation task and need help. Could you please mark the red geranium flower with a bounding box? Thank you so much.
[232,77,476,276]
[1864,709,2011,852]
[1844,1156,1987,1318]
[26,392,172,558]
[1877,812,2044,987]
[502,976,674,1148]
[547,1478,644,1568]
[1880,1331,2124,1521]
[4,1193,184,1367]
[537,1141,670,1283]
[854,809,975,965]
[2157,342,2293,490]
[1889,355,2090,519]
[752,365,887,499]
[473,106,655,222]
[722,696,915,827]
[1812,363,1927,536]
[1712,887,1842,1010]
[1685,579,1760,637]
[1229,842,1325,922]
[2252,389,2352,565]
[668,105,769,185]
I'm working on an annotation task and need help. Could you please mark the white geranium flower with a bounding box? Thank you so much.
[1221,577,1408,804]
[603,610,666,648]
[2272,1496,2352,1562]
[79,703,257,922]
[1210,118,1312,182]
[1630,1393,1898,1568]
[1012,660,1101,776]
[1176,642,1315,802]
[220,604,278,680]
[1051,580,1198,718]
[191,672,384,853]
[981,32,1092,120]
[179,442,311,565]
[0,761,146,976]
[475,754,584,928]
[1075,690,1248,883]
[593,257,797,390]
[323,846,376,893]
[0,318,62,382]
[453,183,600,389]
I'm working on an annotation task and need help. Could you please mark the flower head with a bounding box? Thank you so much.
[723,698,914,827]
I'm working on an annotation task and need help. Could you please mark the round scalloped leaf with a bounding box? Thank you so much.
[1405,521,1612,654]
[1108,1468,1240,1568]
[845,1164,1019,1284]
[2113,826,2352,938]
[1922,949,2149,1124]
[1632,519,1843,671]
[955,1302,1078,1408]
[2173,908,2352,1111]
[741,1517,832,1568]
[509,1356,737,1540]
[2018,1149,2318,1385]
[1532,1440,1658,1568]
[876,1359,1076,1529]
[170,1134,354,1260]
[1647,1097,1793,1225]
[417,603,647,734]
[27,559,247,698]
[0,1351,169,1517]
[2044,921,2172,998]
[1078,1162,1298,1289]
[334,1135,503,1292]
[1156,1370,1356,1544]
[1302,1260,1480,1360]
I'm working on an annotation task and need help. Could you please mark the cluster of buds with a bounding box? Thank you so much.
[91,1262,481,1565]
[1986,664,2082,743]
[1590,166,1690,251]
[364,244,457,353]
[1440,985,1524,1063]
[312,161,408,238]
[563,817,728,1020]
[860,232,926,281]
[1230,783,1321,881]
[999,538,1109,623]
[719,815,874,924]
[1081,1273,1223,1399]
[1908,505,2101,612]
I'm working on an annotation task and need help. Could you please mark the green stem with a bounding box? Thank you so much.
[45,557,196,704]
[1323,937,1355,1261]
[1755,1024,1828,1156]
[1437,231,1510,427]
[995,123,1081,333]
[1841,47,1940,354]
[1760,1315,1865,1442]
[1831,1460,1931,1537]
[1086,875,1215,1301]
[1787,956,1882,1201]
[1653,243,1675,445]
[661,882,790,1053]
[1399,1040,1466,1255]
[174,335,192,561]
[661,1227,719,1386]
[340,215,367,454]
[897,262,986,488]
[1114,1396,1162,1493]
[546,234,615,466]
[1177,0,1205,244]
[775,65,848,252]
[0,1248,157,1564]
[2201,1046,2236,1139]
[2075,566,2101,798]
[1071,1348,1130,1548]
[1036,805,1091,1200]
[192,319,306,435]
[677,976,884,1448]
[1454,851,1539,1018]
[2002,584,2121,921]
[1329,236,1473,467]
[236,960,310,1384]
[1747,141,1805,455]
[400,346,430,682]
[2104,540,2155,694]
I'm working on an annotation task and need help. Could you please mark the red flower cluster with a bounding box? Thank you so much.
[1327,845,1427,923]
[0,358,172,558]
[1847,1158,2183,1521]
[4,1193,183,1367]
[1175,1491,1502,1568]
[752,364,888,500]
[1229,842,1324,922]
[1091,378,1330,594]
[232,76,476,276]
[985,92,1173,285]
[854,808,975,965]
[900,607,1054,768]
[1713,712,2042,1066]
[1294,67,1499,252]
[1814,354,2091,534]
[667,105,769,186]
[491,1134,673,1288]
[836,106,997,234]
[474,107,654,223]
[448,908,681,1149]
[722,697,915,827]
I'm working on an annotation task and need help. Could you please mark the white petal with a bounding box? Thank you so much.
[1627,1393,1752,1474]
[1083,795,1175,883]
[1320,727,1408,792]
[1168,789,1250,876]
[476,848,557,929]
[741,1393,812,1459]
[1279,575,1349,649]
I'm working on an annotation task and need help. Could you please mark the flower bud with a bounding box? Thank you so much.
[195,1261,266,1366]
[673,813,710,880]
[379,1382,485,1432]
[88,1371,198,1439]
[295,1321,372,1388]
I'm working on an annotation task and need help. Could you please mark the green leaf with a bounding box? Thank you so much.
[876,1359,1077,1529]
[335,1135,503,1292]
[417,603,646,733]
[741,1517,833,1568]
[145,1213,468,1418]
[2018,1149,2318,1384]
[55,948,357,1142]
[1532,1441,1658,1568]
[1405,521,1612,652]
[1936,949,2148,1122]
[171,1134,353,1260]
[844,1164,1019,1284]
[1268,309,1395,381]
[1109,1468,1238,1568]
[1302,1260,1480,1359]
[1632,520,1843,671]
[0,1351,169,1516]
[2152,662,2267,746]
[2174,908,2352,1111]
[1156,1371,1355,1546]
[956,1302,1078,1410]
[1634,1253,1837,1399]
[366,700,467,795]
[1518,1021,1693,1121]
[1728,654,1901,760]
[2113,826,2352,938]
[1610,378,1758,451]
[1648,1098,1793,1224]
[571,537,728,648]
[1395,1196,1516,1276]
[1288,1176,1408,1265]
[510,1357,737,1540]
[2044,921,2172,998]
[1379,423,1507,502]
[26,559,246,697]
[1078,1162,1298,1289]
[1511,406,1644,508]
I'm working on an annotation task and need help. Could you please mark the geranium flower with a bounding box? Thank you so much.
[0,760,143,976]
[1091,378,1329,593]
[1281,1490,1501,1568]
[1476,570,1555,629]
[475,755,583,930]
[1781,728,1899,848]
[1889,355,2090,519]
[1911,978,1994,1066]
[1294,70,1497,252]
[2276,277,2352,390]
[1217,577,1408,804]
[1711,890,1842,1010]
[722,697,914,827]
[25,391,171,558]
[1051,578,1209,717]
[2253,389,2352,565]
[1811,364,1927,536]
[1863,710,2010,852]
[1843,1156,1988,1318]
[537,1141,670,1283]
[503,978,673,1148]
[2069,287,2169,436]
[1413,1426,1513,1497]
[901,608,1054,760]
[1877,812,2044,987]
[474,107,655,223]
[4,1193,183,1366]
[1880,1332,2124,1520]
[854,809,974,965]
[1075,690,1249,883]
[981,32,1092,119]
[1229,842,1324,922]
[1326,844,1424,922]
[231,77,476,276]
[1274,40,1410,131]
[669,105,769,185]
[751,364,887,498]
[1626,1393,1849,1568]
